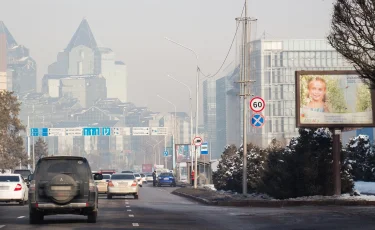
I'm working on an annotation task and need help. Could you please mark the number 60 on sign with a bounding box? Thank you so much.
[250,97,265,112]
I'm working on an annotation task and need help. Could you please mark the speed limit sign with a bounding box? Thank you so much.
[250,96,265,112]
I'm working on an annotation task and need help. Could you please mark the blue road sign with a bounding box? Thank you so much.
[102,127,111,136]
[201,142,208,155]
[30,128,48,136]
[164,151,168,157]
[83,127,100,136]
[251,114,265,128]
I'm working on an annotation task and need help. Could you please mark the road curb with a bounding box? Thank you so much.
[172,190,375,207]
[171,191,218,205]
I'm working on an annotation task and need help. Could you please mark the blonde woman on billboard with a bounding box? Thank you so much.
[305,77,330,112]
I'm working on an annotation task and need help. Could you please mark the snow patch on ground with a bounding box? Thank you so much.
[354,181,375,195]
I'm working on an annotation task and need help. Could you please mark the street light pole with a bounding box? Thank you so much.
[165,37,200,189]
[167,75,194,176]
[157,94,177,173]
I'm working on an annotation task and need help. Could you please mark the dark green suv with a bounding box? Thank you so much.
[28,156,102,224]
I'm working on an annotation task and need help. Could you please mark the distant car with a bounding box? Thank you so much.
[157,172,176,187]
[0,174,28,205]
[145,173,153,182]
[140,173,147,184]
[133,173,142,186]
[107,173,139,199]
[13,169,32,180]
[121,170,133,173]
[28,156,103,224]
[96,174,111,194]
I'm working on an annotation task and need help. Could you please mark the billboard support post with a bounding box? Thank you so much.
[332,128,342,195]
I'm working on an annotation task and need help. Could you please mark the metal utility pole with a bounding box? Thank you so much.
[27,116,30,170]
[236,0,257,195]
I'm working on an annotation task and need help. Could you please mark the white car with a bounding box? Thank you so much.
[107,173,139,199]
[0,174,28,205]
[140,173,147,184]
[145,173,153,182]
[133,173,142,186]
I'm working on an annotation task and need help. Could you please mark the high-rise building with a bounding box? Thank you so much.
[203,79,217,157]
[0,21,36,94]
[248,39,354,147]
[48,19,128,102]
[215,66,241,158]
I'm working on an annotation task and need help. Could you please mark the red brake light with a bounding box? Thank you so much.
[131,180,137,186]
[14,184,22,191]
[108,181,114,187]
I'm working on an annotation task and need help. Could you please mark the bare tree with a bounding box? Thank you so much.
[328,0,375,87]
[33,137,48,162]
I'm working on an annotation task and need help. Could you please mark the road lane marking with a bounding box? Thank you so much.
[126,206,130,207]
[0,225,5,228]
[17,216,25,219]
[127,209,132,211]
[129,214,134,217]
[132,223,139,227]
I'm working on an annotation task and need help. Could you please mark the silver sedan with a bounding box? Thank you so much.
[107,173,139,199]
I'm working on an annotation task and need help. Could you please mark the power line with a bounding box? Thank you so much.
[200,1,246,80]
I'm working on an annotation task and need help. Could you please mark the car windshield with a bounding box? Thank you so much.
[160,173,173,177]
[121,171,133,173]
[103,174,111,179]
[146,174,152,176]
[134,174,140,177]
[111,174,134,180]
[140,174,145,177]
[34,159,91,181]
[0,176,19,182]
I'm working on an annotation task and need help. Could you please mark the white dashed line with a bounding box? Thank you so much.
[132,223,139,227]
[0,225,5,228]
[126,206,130,208]
[127,209,132,212]
[17,216,25,219]
[129,214,134,217]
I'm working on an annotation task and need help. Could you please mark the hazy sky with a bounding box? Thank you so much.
[0,0,335,122]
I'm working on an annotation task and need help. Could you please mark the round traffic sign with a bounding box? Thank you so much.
[250,97,265,112]
[193,136,203,146]
[251,113,266,128]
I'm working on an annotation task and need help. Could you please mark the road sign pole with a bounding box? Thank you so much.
[27,116,30,170]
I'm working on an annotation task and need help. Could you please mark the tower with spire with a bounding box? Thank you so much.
[0,21,37,93]
[46,18,127,103]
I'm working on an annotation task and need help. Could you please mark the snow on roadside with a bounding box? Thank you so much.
[354,181,375,195]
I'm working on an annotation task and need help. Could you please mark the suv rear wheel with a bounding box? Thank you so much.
[87,211,97,223]
[134,193,139,199]
[107,193,112,199]
[29,209,44,224]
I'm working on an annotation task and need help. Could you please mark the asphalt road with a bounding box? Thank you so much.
[1,183,375,229]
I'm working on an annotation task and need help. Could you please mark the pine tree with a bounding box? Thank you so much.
[0,91,26,171]
[213,145,239,191]
[345,135,374,181]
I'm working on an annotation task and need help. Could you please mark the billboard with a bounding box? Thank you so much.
[142,164,153,173]
[175,144,191,161]
[295,70,375,128]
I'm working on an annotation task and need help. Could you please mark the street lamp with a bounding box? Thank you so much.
[145,139,164,165]
[167,74,194,175]
[157,94,177,172]
[165,37,200,189]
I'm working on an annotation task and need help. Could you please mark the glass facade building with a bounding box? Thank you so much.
[203,79,217,158]
[249,39,354,147]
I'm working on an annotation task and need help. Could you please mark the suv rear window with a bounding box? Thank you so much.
[34,159,91,181]
[0,176,19,182]
[111,174,135,180]
[160,173,173,177]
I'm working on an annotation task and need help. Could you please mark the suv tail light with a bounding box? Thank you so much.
[14,184,22,191]
[131,180,137,186]
[108,181,114,187]
[29,180,36,191]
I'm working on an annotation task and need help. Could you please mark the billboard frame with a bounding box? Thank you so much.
[295,70,375,128]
